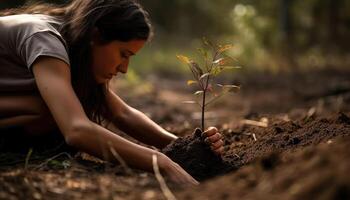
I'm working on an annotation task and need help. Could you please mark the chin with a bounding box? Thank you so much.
[94,78,107,84]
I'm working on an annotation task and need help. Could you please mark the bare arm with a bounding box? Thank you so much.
[106,89,178,149]
[32,57,162,171]
[32,57,198,185]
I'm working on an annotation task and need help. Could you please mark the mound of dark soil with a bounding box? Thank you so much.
[162,128,234,181]
[224,112,350,168]
[162,112,350,183]
[177,136,350,200]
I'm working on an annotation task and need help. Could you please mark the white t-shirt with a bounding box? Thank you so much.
[0,14,70,93]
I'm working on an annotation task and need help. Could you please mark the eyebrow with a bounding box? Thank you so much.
[125,49,135,56]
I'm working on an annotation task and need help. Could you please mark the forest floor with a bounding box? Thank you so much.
[1,69,350,200]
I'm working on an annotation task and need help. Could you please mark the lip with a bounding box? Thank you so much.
[107,73,117,79]
[105,74,113,79]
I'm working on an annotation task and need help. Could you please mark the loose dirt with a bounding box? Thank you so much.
[1,69,349,200]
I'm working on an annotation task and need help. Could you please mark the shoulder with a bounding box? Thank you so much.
[3,15,71,68]
[0,14,59,33]
[1,14,65,46]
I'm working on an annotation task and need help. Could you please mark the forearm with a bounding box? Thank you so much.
[114,107,178,149]
[69,121,162,172]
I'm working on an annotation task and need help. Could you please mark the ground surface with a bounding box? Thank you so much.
[1,69,350,200]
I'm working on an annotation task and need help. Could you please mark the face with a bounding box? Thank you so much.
[90,39,146,84]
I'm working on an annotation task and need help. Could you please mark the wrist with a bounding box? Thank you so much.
[154,152,170,172]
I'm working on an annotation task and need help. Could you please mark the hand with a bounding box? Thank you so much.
[202,127,225,155]
[157,153,199,185]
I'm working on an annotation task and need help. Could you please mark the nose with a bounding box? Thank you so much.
[117,60,129,74]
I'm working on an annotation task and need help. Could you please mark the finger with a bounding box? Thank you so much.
[213,146,225,155]
[202,126,218,137]
[207,133,222,143]
[211,139,224,150]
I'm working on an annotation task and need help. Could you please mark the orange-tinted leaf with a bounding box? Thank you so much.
[218,44,233,53]
[187,80,197,85]
[216,57,235,66]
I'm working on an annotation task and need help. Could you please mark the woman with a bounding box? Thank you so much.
[0,0,224,184]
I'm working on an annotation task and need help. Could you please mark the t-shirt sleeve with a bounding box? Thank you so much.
[19,31,70,71]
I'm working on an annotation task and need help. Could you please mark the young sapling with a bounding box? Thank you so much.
[161,40,240,179]
[177,38,241,131]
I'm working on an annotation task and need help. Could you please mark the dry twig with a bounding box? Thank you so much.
[152,154,177,200]
[241,119,268,128]
[24,148,33,170]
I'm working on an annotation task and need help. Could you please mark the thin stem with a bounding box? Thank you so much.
[188,63,204,89]
[201,90,206,131]
[200,50,220,131]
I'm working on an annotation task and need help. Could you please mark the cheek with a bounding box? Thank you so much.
[92,52,121,73]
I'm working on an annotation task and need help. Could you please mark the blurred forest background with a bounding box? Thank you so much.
[1,0,349,79]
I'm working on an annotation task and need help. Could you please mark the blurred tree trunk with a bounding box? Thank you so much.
[279,0,298,71]
[328,0,340,45]
[280,0,292,42]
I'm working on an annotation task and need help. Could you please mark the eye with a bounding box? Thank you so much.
[120,52,129,59]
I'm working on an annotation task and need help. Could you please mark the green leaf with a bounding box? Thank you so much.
[176,55,191,64]
[194,90,204,95]
[197,48,208,58]
[222,85,240,93]
[187,80,197,85]
[202,37,214,47]
[221,66,241,70]
[212,66,223,76]
[48,159,71,170]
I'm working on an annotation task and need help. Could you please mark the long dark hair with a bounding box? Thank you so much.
[0,0,153,124]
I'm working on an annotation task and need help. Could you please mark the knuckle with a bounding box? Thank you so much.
[209,126,218,132]
[205,127,218,136]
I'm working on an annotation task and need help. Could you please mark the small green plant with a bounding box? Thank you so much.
[177,38,241,131]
